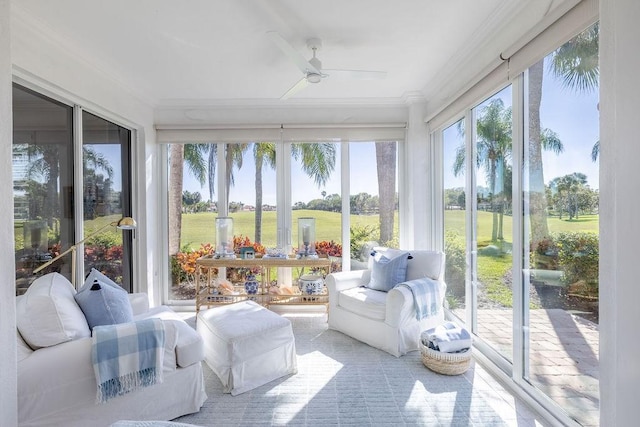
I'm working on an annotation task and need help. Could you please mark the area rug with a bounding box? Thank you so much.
[173,310,543,426]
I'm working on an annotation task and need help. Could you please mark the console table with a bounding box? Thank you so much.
[195,255,331,312]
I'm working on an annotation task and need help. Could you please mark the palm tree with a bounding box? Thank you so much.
[168,144,208,255]
[291,143,336,189]
[249,142,335,244]
[24,145,114,228]
[528,22,599,248]
[205,143,250,203]
[252,142,276,243]
[477,99,512,241]
[454,99,512,241]
[82,147,115,220]
[549,172,588,220]
[591,140,600,162]
[454,100,563,243]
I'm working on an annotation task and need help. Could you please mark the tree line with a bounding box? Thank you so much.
[445,170,599,220]
[182,190,396,216]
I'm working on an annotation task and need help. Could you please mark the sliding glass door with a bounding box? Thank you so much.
[13,85,74,293]
[82,111,133,291]
[438,23,599,427]
[13,84,134,293]
[522,23,600,425]
[472,87,514,362]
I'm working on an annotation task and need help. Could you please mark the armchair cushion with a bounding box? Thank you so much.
[366,250,410,292]
[16,273,90,349]
[338,287,387,320]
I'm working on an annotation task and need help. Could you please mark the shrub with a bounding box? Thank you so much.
[315,240,342,257]
[349,224,378,258]
[444,231,466,298]
[555,231,599,294]
[232,235,266,255]
[315,240,343,272]
[175,243,216,285]
[84,242,124,284]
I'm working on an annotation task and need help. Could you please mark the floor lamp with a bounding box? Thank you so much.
[32,216,137,288]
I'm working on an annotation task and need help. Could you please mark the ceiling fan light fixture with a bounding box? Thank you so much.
[307,73,322,84]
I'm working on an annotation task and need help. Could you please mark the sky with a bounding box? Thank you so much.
[443,58,599,191]
[184,142,381,205]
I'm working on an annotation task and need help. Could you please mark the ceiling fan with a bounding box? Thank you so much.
[267,31,387,99]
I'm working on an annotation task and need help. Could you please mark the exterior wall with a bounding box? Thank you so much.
[599,0,640,425]
[404,100,430,249]
[0,0,17,426]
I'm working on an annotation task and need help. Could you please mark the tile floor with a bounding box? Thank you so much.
[174,309,552,426]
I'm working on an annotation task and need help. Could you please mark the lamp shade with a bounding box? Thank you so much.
[116,217,137,230]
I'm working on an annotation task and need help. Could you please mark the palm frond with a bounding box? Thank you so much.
[550,23,599,93]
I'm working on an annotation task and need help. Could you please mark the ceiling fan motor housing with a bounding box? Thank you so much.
[307,56,323,82]
[306,72,322,83]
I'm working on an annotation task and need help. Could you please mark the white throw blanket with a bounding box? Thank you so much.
[422,321,472,353]
[394,277,441,320]
[92,318,165,403]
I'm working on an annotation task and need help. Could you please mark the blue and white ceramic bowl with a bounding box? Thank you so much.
[299,274,324,295]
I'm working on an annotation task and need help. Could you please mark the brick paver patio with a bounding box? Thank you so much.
[477,308,600,426]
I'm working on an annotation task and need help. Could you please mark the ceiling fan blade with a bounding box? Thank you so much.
[281,77,309,100]
[267,31,321,75]
[323,69,387,80]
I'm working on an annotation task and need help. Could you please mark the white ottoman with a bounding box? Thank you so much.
[196,300,297,395]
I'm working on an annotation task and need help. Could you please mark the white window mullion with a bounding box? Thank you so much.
[73,105,84,289]
[431,130,444,252]
[217,144,227,216]
[276,136,292,285]
[466,109,476,332]
[511,73,526,383]
[340,141,351,270]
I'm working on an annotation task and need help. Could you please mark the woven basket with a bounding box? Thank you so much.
[420,342,472,375]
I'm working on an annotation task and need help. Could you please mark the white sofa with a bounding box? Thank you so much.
[326,249,446,357]
[16,275,207,427]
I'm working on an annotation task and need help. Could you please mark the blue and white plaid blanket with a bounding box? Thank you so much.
[395,277,441,320]
[91,318,165,403]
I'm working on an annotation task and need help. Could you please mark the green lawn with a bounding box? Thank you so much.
[444,210,598,242]
[444,210,599,307]
[180,210,385,250]
[180,208,597,253]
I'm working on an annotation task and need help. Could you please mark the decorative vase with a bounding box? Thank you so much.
[298,274,324,295]
[244,274,259,295]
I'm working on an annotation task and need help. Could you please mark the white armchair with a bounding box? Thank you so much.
[326,249,446,357]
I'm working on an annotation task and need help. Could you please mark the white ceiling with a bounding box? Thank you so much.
[13,0,572,109]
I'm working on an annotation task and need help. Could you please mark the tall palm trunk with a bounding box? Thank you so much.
[375,141,396,244]
[225,145,234,202]
[168,144,184,255]
[528,59,550,250]
[489,162,498,241]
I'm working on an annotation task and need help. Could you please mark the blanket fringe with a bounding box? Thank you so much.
[97,367,161,403]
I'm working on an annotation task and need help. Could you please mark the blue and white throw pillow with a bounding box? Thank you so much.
[74,270,133,330]
[365,250,410,292]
